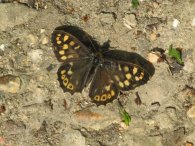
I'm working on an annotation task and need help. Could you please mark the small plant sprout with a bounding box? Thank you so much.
[168,45,184,65]
[119,107,131,126]
[131,0,139,9]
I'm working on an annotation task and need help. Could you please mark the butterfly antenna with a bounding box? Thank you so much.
[85,34,98,52]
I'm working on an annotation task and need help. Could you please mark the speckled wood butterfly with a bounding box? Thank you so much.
[51,26,155,106]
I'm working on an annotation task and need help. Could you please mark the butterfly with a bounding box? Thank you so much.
[51,25,155,106]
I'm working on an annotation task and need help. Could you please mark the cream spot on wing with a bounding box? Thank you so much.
[59,50,65,55]
[125,73,132,80]
[105,85,111,91]
[118,65,122,71]
[123,66,129,72]
[63,78,69,86]
[94,95,100,101]
[135,76,139,81]
[133,67,138,75]
[74,45,80,50]
[114,75,120,81]
[139,75,143,80]
[69,41,75,46]
[61,74,66,80]
[63,35,69,42]
[124,80,130,86]
[101,94,107,101]
[139,72,145,80]
[56,37,60,41]
[57,40,62,44]
[57,34,61,37]
[61,56,67,60]
[111,90,115,96]
[107,94,111,99]
[60,70,66,74]
[67,83,74,90]
[68,55,74,58]
[119,82,124,88]
[67,70,73,75]
[63,44,68,50]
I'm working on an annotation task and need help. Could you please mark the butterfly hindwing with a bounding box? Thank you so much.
[58,59,93,94]
[52,30,92,62]
[89,65,119,105]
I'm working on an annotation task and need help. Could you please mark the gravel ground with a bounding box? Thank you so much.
[0,0,195,146]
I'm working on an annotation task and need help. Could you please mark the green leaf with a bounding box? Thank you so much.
[132,0,139,9]
[119,107,131,126]
[168,45,184,65]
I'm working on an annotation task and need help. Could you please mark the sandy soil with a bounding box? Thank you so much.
[0,0,195,146]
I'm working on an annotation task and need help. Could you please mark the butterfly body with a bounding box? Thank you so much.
[52,26,155,106]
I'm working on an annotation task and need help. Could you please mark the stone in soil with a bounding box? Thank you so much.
[0,75,21,93]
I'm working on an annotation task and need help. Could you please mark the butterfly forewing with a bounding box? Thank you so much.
[58,59,93,94]
[89,66,119,105]
[52,30,92,62]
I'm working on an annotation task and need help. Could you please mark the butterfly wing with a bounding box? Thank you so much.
[52,30,92,62]
[52,28,96,94]
[58,59,94,94]
[103,50,155,91]
[89,65,119,106]
[89,50,154,106]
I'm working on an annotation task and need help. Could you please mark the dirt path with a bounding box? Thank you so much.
[0,0,195,146]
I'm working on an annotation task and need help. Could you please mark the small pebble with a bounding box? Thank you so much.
[191,18,195,26]
[187,105,195,118]
[28,49,43,63]
[0,75,21,93]
[100,13,115,24]
[123,14,137,29]
[150,32,158,41]
[40,29,46,33]
[147,52,161,63]
[185,141,193,146]
[183,58,195,73]
[26,34,38,45]
[73,110,103,121]
[40,36,49,45]
[153,2,159,8]
[0,44,5,51]
[172,19,180,29]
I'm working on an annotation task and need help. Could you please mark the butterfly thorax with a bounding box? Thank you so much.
[93,51,104,66]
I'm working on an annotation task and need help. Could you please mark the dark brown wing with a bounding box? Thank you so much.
[89,50,155,106]
[52,30,92,62]
[104,60,150,91]
[103,50,155,91]
[58,59,93,94]
[89,65,119,106]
